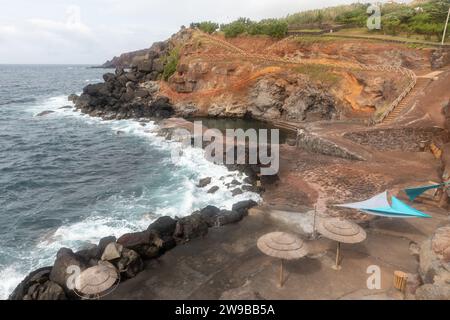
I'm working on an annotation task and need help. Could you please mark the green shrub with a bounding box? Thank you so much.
[220,18,253,38]
[220,18,288,38]
[248,19,288,38]
[190,21,219,34]
[162,47,180,81]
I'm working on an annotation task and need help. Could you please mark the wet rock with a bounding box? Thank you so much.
[59,105,73,109]
[147,216,177,238]
[207,186,219,194]
[115,248,144,279]
[197,177,212,188]
[199,205,221,227]
[230,179,240,186]
[49,248,87,292]
[232,200,258,216]
[231,188,243,196]
[36,110,55,117]
[9,267,66,300]
[217,210,244,226]
[173,213,208,243]
[68,94,79,103]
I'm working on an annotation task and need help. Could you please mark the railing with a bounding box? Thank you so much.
[358,63,417,124]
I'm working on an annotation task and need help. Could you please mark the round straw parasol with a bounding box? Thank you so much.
[257,232,308,287]
[75,261,119,298]
[317,217,366,270]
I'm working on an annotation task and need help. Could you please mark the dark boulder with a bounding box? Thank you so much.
[9,267,66,300]
[117,230,163,259]
[115,248,144,279]
[199,205,221,227]
[152,58,165,73]
[217,210,244,226]
[103,73,116,83]
[98,236,117,256]
[120,90,135,102]
[197,177,212,188]
[207,186,219,194]
[75,245,99,266]
[230,179,240,185]
[149,96,174,118]
[115,67,125,76]
[49,248,87,292]
[260,174,279,185]
[74,93,92,109]
[125,72,139,82]
[137,60,153,73]
[173,213,209,243]
[83,83,111,97]
[232,200,258,216]
[135,89,150,98]
[68,94,79,103]
[231,188,243,196]
[36,110,55,117]
[147,216,177,238]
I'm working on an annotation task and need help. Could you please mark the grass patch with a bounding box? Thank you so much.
[162,47,180,81]
[294,64,340,85]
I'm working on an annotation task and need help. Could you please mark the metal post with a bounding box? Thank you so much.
[279,259,284,287]
[442,8,450,45]
[333,242,342,270]
[312,205,317,239]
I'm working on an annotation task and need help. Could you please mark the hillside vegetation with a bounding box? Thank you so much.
[190,0,450,42]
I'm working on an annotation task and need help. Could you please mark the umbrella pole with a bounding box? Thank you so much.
[312,205,317,239]
[333,242,341,270]
[279,259,284,287]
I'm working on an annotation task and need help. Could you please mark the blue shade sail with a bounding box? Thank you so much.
[335,192,431,219]
[404,183,447,202]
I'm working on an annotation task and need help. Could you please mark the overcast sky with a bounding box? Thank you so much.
[0,0,403,64]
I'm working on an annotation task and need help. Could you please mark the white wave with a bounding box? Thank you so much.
[1,95,261,299]
[0,265,28,300]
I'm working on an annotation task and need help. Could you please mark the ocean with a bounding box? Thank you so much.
[0,65,259,299]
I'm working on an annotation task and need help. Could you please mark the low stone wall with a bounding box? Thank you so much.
[296,128,365,161]
[344,127,445,152]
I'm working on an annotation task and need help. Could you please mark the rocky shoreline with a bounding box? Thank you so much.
[9,200,258,300]
[11,67,277,299]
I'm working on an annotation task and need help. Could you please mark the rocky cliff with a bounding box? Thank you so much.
[79,27,443,124]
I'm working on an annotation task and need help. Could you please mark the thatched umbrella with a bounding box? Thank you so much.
[257,232,308,287]
[317,217,366,270]
[75,261,119,298]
